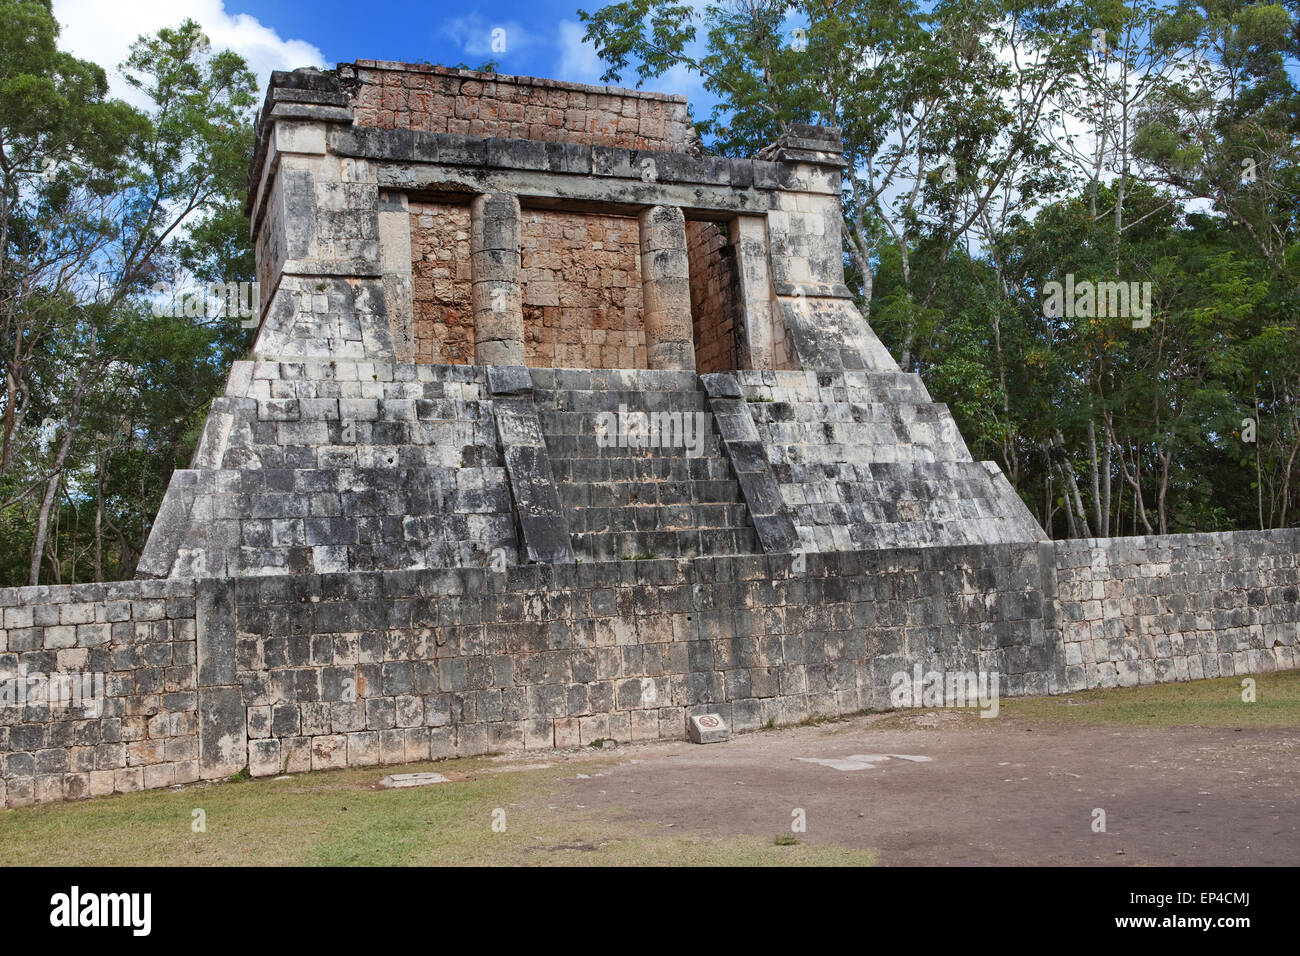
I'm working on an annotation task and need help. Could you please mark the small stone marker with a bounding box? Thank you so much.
[688,713,730,744]
[380,772,450,789]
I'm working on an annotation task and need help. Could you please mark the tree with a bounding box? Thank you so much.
[0,3,257,585]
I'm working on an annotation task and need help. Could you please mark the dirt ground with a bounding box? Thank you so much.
[526,711,1300,865]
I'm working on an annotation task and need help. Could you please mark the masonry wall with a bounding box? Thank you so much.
[410,201,473,364]
[1054,530,1300,689]
[0,579,198,809]
[520,209,645,369]
[5,529,1300,808]
[135,361,520,580]
[227,544,1057,776]
[344,62,695,152]
[686,221,739,374]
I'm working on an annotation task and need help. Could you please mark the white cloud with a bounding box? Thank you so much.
[557,20,603,85]
[438,15,536,62]
[51,0,325,107]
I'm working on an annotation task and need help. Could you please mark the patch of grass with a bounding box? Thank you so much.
[0,755,875,867]
[773,834,799,846]
[994,671,1300,729]
[622,552,659,561]
[762,717,777,730]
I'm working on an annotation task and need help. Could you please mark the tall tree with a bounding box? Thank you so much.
[0,4,256,585]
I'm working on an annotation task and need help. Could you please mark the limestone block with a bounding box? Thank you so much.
[687,712,730,744]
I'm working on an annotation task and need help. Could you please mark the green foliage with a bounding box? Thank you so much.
[0,2,256,585]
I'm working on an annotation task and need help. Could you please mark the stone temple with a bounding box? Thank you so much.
[138,62,1044,578]
[0,63,1296,808]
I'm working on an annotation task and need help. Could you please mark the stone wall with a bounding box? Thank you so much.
[344,62,695,152]
[222,543,1058,776]
[0,578,198,808]
[1054,530,1300,690]
[686,221,739,374]
[6,529,1300,808]
[410,201,473,364]
[736,369,1048,551]
[519,208,645,369]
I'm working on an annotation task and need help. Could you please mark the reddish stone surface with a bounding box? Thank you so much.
[344,62,694,152]
[520,209,645,370]
[411,201,474,365]
[686,221,739,374]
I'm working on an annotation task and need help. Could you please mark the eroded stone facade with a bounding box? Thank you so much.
[520,208,644,369]
[410,200,473,364]
[2,62,1296,810]
[348,62,696,151]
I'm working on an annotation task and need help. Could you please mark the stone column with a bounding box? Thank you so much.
[471,192,525,366]
[378,190,415,363]
[638,205,697,370]
[729,215,782,369]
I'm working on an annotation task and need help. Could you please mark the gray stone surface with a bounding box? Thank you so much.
[1,529,1299,806]
[687,713,730,744]
[380,771,449,788]
[3,63,1294,812]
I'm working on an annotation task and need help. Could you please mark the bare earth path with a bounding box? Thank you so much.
[552,713,1300,865]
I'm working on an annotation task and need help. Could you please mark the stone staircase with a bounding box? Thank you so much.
[737,369,1046,550]
[529,369,759,562]
[138,361,1043,578]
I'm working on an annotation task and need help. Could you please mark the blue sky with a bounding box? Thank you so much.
[50,0,713,113]
[243,0,612,78]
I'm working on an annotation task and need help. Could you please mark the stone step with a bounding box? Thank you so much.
[747,400,952,424]
[570,527,759,562]
[764,442,969,466]
[736,368,931,402]
[567,502,751,534]
[230,359,490,401]
[221,437,500,471]
[532,390,710,414]
[528,368,700,392]
[550,456,734,483]
[544,433,727,459]
[558,477,741,508]
[772,459,1004,496]
[247,397,497,424]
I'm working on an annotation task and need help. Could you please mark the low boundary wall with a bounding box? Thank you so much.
[2,529,1297,808]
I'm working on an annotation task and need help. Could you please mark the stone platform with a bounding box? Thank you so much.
[1,62,1295,810]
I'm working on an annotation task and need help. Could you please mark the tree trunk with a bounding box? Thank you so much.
[30,470,60,585]
[1087,418,1103,534]
[27,360,95,584]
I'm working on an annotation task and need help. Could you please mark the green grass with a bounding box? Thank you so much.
[993,670,1300,728]
[0,755,875,867]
